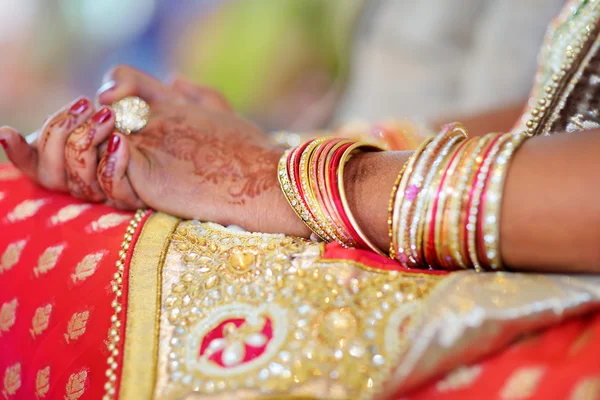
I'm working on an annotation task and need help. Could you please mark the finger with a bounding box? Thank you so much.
[171,76,233,112]
[0,127,38,179]
[64,107,117,202]
[36,97,95,191]
[97,64,186,106]
[97,133,145,210]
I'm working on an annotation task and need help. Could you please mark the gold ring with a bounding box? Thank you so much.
[111,96,150,135]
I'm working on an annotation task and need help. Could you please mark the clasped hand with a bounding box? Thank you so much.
[0,66,308,236]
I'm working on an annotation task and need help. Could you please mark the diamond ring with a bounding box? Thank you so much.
[111,96,150,135]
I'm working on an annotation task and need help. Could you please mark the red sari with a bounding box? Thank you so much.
[1,164,600,399]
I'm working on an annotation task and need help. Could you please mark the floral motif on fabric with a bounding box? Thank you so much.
[35,366,50,398]
[49,204,90,226]
[6,199,47,223]
[0,299,18,335]
[34,245,65,277]
[30,304,52,338]
[87,213,131,233]
[2,363,21,398]
[0,240,26,274]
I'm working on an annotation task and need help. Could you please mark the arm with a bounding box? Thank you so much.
[434,102,526,137]
[344,129,600,272]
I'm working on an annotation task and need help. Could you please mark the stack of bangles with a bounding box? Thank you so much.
[278,123,529,271]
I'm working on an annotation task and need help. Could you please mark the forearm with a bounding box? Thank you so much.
[344,129,600,272]
[434,102,526,137]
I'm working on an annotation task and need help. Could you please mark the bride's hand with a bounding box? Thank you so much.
[95,102,308,235]
[0,65,232,204]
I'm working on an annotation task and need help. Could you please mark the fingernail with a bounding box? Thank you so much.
[108,135,121,154]
[97,81,117,96]
[92,107,112,124]
[0,139,7,150]
[70,98,90,115]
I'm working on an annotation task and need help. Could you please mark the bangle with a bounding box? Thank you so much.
[463,133,506,270]
[395,126,466,267]
[337,142,386,255]
[387,160,410,259]
[390,138,433,263]
[478,132,529,270]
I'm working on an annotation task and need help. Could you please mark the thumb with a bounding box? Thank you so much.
[0,126,38,180]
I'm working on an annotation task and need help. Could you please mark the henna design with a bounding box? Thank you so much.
[64,121,98,200]
[98,155,117,199]
[137,114,278,204]
[41,111,78,151]
[65,122,96,169]
[66,168,94,200]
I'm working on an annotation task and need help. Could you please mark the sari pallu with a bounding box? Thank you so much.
[2,167,600,400]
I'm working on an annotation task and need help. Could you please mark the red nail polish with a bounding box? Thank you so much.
[92,107,112,124]
[108,135,121,154]
[70,98,90,115]
[0,139,7,150]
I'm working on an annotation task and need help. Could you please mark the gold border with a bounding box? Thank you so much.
[120,212,180,400]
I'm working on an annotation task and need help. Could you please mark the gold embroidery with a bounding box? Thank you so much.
[436,365,482,392]
[34,245,65,277]
[64,311,89,343]
[30,304,52,338]
[0,299,18,334]
[71,252,104,283]
[0,192,5,202]
[118,212,178,400]
[500,366,545,400]
[571,377,600,400]
[1,363,20,398]
[0,169,21,181]
[64,370,87,400]
[49,204,90,226]
[35,367,50,398]
[0,240,26,273]
[88,213,131,232]
[152,221,442,400]
[6,199,47,223]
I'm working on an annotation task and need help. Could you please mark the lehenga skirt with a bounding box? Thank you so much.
[1,164,600,400]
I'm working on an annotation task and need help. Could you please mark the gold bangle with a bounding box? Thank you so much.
[278,144,327,241]
[415,129,466,267]
[444,137,483,269]
[464,133,508,271]
[299,138,335,242]
[436,138,472,269]
[396,127,464,267]
[391,138,433,263]
[337,141,386,255]
[421,131,468,267]
[480,132,529,270]
[387,160,409,259]
[323,139,355,246]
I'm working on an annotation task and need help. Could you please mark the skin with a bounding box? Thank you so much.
[1,65,599,272]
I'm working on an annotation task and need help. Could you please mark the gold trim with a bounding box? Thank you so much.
[120,212,180,400]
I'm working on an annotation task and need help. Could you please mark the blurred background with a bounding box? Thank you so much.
[0,0,564,162]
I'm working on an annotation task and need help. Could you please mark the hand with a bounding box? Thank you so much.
[0,65,233,205]
[96,102,309,236]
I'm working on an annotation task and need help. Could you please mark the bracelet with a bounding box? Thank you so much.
[478,132,529,270]
[390,138,433,261]
[337,142,386,255]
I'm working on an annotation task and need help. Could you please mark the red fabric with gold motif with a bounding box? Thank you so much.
[0,164,133,399]
[405,311,600,399]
